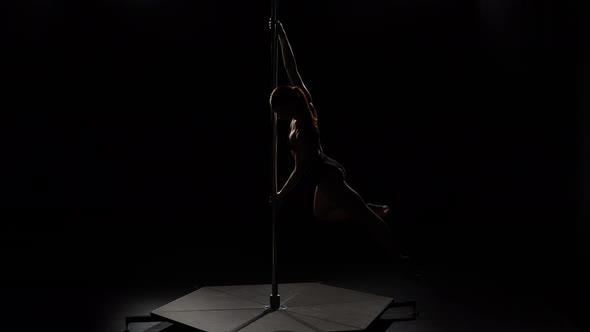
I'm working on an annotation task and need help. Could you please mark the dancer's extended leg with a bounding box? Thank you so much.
[313,177,398,259]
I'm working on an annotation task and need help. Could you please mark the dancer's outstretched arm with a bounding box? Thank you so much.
[277,168,302,201]
[276,21,312,102]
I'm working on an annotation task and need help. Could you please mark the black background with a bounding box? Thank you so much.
[1,0,588,329]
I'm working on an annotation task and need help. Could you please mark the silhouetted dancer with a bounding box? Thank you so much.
[271,21,412,266]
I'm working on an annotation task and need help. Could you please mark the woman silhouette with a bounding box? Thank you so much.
[271,21,408,261]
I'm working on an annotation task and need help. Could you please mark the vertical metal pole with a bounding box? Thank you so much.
[269,0,281,311]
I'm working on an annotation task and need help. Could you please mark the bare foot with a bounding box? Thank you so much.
[367,203,391,220]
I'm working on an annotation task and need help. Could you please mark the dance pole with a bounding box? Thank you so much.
[269,0,281,311]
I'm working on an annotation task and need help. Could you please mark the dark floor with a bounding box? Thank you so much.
[2,233,586,332]
[1,205,587,332]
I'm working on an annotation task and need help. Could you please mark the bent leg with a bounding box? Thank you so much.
[315,187,391,222]
[313,177,397,258]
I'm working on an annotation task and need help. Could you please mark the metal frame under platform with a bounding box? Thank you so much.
[125,282,417,332]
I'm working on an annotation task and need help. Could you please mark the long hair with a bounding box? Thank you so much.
[270,85,318,130]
